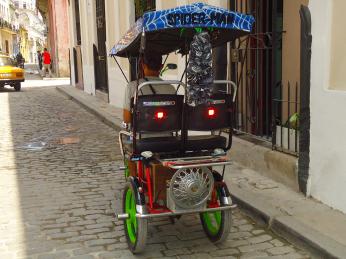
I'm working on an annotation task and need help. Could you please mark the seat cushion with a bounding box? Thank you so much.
[136,137,181,153]
[186,135,227,151]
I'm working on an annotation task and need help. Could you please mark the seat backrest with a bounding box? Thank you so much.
[186,93,232,131]
[135,95,184,133]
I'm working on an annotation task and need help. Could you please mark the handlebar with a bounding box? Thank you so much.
[134,80,187,105]
[213,80,238,102]
[134,80,237,103]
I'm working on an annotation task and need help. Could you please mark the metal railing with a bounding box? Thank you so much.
[272,82,300,156]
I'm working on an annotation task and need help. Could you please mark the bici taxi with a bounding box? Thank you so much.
[109,2,255,254]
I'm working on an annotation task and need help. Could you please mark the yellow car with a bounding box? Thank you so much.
[0,54,25,91]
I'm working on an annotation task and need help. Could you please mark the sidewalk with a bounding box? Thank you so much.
[57,85,346,258]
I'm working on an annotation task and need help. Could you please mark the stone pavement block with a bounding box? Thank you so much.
[81,227,110,235]
[267,246,295,255]
[49,231,79,239]
[70,220,96,227]
[228,231,253,239]
[239,251,269,258]
[247,234,273,244]
[163,248,192,256]
[42,223,68,229]
[72,246,105,256]
[66,235,98,242]
[64,226,85,232]
[70,255,95,259]
[98,231,123,239]
[239,242,274,253]
[37,251,71,259]
[270,239,285,247]
[147,235,179,244]
[98,250,134,259]
[268,252,309,259]
[84,222,113,230]
[252,230,265,235]
[106,242,128,251]
[238,224,255,232]
[217,239,248,249]
[85,239,116,247]
[209,248,239,257]
[178,253,212,259]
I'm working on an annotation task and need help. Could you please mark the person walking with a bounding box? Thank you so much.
[42,48,52,77]
[37,50,43,71]
[16,52,25,68]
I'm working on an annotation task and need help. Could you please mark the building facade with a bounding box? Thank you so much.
[0,0,18,56]
[308,0,346,214]
[0,0,46,63]
[13,0,36,10]
[37,0,70,77]
[17,8,46,63]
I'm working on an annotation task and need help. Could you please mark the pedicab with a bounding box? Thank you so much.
[110,2,254,253]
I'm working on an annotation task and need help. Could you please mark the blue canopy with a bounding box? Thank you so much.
[110,2,255,57]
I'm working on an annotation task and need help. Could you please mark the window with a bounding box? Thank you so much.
[74,0,81,45]
[5,40,9,54]
[23,2,27,9]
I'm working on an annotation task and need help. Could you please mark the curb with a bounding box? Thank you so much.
[56,85,346,259]
[56,86,121,131]
[231,188,346,258]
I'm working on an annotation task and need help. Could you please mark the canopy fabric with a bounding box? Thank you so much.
[110,2,255,57]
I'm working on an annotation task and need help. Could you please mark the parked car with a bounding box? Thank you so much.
[0,54,25,91]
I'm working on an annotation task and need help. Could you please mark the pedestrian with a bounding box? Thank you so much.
[16,52,25,68]
[42,48,52,77]
[37,50,43,70]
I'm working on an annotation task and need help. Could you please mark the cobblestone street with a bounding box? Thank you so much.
[0,86,311,259]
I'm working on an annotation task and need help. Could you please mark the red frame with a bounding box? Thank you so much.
[135,160,221,215]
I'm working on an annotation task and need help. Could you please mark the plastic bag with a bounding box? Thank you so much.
[186,32,214,106]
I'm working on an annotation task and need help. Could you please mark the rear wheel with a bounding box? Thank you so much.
[200,187,232,243]
[14,83,21,91]
[123,182,147,253]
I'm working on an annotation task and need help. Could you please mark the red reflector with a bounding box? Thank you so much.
[155,111,165,119]
[208,108,215,117]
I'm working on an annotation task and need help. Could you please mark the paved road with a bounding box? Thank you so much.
[0,86,310,259]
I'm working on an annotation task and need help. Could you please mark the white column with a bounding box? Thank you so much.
[68,0,76,86]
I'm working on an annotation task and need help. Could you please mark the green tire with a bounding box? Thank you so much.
[200,189,232,243]
[123,182,147,253]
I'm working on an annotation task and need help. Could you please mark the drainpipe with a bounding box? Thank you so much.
[298,5,312,195]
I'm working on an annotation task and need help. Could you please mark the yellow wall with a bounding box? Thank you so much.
[282,0,309,88]
[19,28,29,61]
[0,30,14,56]
[281,0,309,119]
[329,0,346,90]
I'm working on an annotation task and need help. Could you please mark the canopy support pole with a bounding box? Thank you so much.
[112,56,129,83]
[176,58,189,94]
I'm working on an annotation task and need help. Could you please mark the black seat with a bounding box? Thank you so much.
[185,135,227,151]
[133,94,184,154]
[136,137,181,153]
[185,93,232,151]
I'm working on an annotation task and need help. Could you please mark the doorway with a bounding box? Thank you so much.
[230,0,283,139]
[94,0,108,93]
